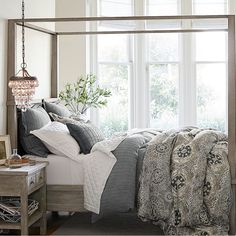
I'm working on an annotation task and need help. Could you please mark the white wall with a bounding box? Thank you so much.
[56,0,87,91]
[0,0,55,135]
[16,27,53,99]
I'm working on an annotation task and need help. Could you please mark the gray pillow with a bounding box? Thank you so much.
[66,122,105,154]
[44,101,71,117]
[19,107,51,157]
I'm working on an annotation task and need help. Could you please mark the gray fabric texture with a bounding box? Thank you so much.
[138,128,231,235]
[92,134,150,222]
[49,113,85,125]
[136,145,148,190]
[44,101,71,117]
[19,107,51,157]
[67,122,105,154]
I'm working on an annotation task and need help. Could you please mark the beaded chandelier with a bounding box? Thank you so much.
[8,0,39,111]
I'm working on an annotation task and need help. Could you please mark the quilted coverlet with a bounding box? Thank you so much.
[138,128,232,235]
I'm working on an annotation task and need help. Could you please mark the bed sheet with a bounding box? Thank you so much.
[29,154,84,185]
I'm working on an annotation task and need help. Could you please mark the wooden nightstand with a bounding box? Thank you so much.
[0,162,48,235]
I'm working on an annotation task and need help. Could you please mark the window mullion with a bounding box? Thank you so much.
[133,34,147,128]
[88,0,99,126]
[129,35,135,129]
[187,35,197,127]
[133,0,148,128]
[179,0,196,127]
[181,0,192,14]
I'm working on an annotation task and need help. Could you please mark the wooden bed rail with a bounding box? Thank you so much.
[10,14,233,23]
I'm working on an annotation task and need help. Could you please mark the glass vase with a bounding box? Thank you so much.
[9,149,22,169]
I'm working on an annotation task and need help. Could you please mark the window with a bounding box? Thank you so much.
[196,63,226,130]
[195,32,227,131]
[149,63,179,129]
[193,0,227,14]
[193,1,228,131]
[99,0,132,16]
[88,0,230,135]
[97,11,132,136]
[147,33,179,129]
[146,0,179,16]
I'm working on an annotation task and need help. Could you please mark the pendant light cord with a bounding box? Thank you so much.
[21,0,26,70]
[8,0,39,111]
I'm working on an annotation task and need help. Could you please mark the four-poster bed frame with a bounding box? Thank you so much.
[6,15,236,234]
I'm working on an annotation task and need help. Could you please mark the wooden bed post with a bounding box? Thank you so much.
[51,34,58,98]
[6,15,236,233]
[228,15,236,235]
[7,20,17,149]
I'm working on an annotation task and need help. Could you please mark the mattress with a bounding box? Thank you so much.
[30,154,84,185]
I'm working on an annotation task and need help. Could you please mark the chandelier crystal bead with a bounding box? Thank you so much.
[8,0,39,111]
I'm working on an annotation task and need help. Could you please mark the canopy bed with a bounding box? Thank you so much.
[6,15,236,234]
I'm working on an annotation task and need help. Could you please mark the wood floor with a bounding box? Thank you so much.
[4,211,163,235]
[4,212,72,235]
[51,212,163,235]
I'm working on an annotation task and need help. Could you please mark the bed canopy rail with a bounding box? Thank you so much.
[6,15,236,234]
[10,14,234,22]
[11,14,230,35]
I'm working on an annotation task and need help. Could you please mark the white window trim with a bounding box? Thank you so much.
[229,0,236,13]
[86,0,99,126]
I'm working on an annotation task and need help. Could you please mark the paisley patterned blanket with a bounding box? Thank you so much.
[138,128,232,235]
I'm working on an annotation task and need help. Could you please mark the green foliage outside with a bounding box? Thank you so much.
[197,84,225,131]
[97,62,225,135]
[197,118,225,132]
[101,118,128,137]
[149,64,225,131]
[150,64,178,120]
[99,64,128,137]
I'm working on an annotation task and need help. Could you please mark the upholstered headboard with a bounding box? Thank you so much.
[16,98,60,155]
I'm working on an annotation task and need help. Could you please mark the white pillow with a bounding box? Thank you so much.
[31,121,80,160]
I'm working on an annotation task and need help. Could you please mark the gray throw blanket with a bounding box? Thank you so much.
[138,128,232,235]
[92,132,155,221]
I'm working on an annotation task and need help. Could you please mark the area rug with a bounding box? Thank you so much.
[52,212,164,235]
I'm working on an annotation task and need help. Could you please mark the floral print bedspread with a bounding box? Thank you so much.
[138,128,232,235]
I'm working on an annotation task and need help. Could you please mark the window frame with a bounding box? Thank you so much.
[87,0,231,132]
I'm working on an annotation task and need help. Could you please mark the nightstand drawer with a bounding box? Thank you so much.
[28,174,36,190]
[35,169,44,185]
[27,169,44,191]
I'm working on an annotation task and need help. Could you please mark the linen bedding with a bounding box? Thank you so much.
[138,128,231,235]
[81,129,158,214]
[92,133,152,221]
[30,154,84,185]
[85,128,231,235]
[25,102,231,235]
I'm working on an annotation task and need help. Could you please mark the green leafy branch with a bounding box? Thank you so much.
[59,74,111,115]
